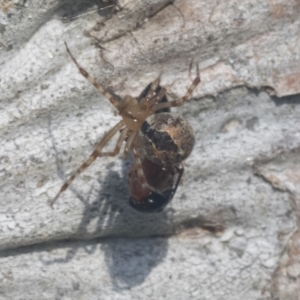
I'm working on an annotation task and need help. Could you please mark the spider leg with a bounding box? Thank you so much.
[51,120,125,206]
[148,87,166,108]
[170,165,184,200]
[99,126,128,157]
[123,131,137,159]
[151,69,200,112]
[140,77,161,108]
[64,42,121,109]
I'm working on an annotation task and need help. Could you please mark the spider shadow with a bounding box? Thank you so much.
[72,157,171,291]
[49,160,170,290]
[97,159,171,291]
[46,112,170,290]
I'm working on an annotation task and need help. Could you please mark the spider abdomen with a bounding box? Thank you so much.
[128,157,175,212]
[139,113,195,166]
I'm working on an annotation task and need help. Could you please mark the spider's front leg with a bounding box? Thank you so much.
[64,42,122,109]
[139,79,168,111]
[139,77,161,108]
[51,120,126,206]
[151,67,200,112]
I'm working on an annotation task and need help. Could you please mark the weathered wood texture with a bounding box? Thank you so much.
[0,0,300,299]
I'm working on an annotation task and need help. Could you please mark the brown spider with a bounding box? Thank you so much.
[51,42,200,212]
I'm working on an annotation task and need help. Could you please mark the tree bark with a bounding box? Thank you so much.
[0,0,299,299]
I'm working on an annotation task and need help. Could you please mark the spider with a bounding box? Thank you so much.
[51,42,200,212]
[127,83,192,212]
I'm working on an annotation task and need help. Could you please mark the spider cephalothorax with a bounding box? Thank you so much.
[51,42,200,212]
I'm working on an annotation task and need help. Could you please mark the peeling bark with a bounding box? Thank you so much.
[0,0,300,299]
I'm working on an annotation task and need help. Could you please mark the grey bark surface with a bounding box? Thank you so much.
[0,0,300,299]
